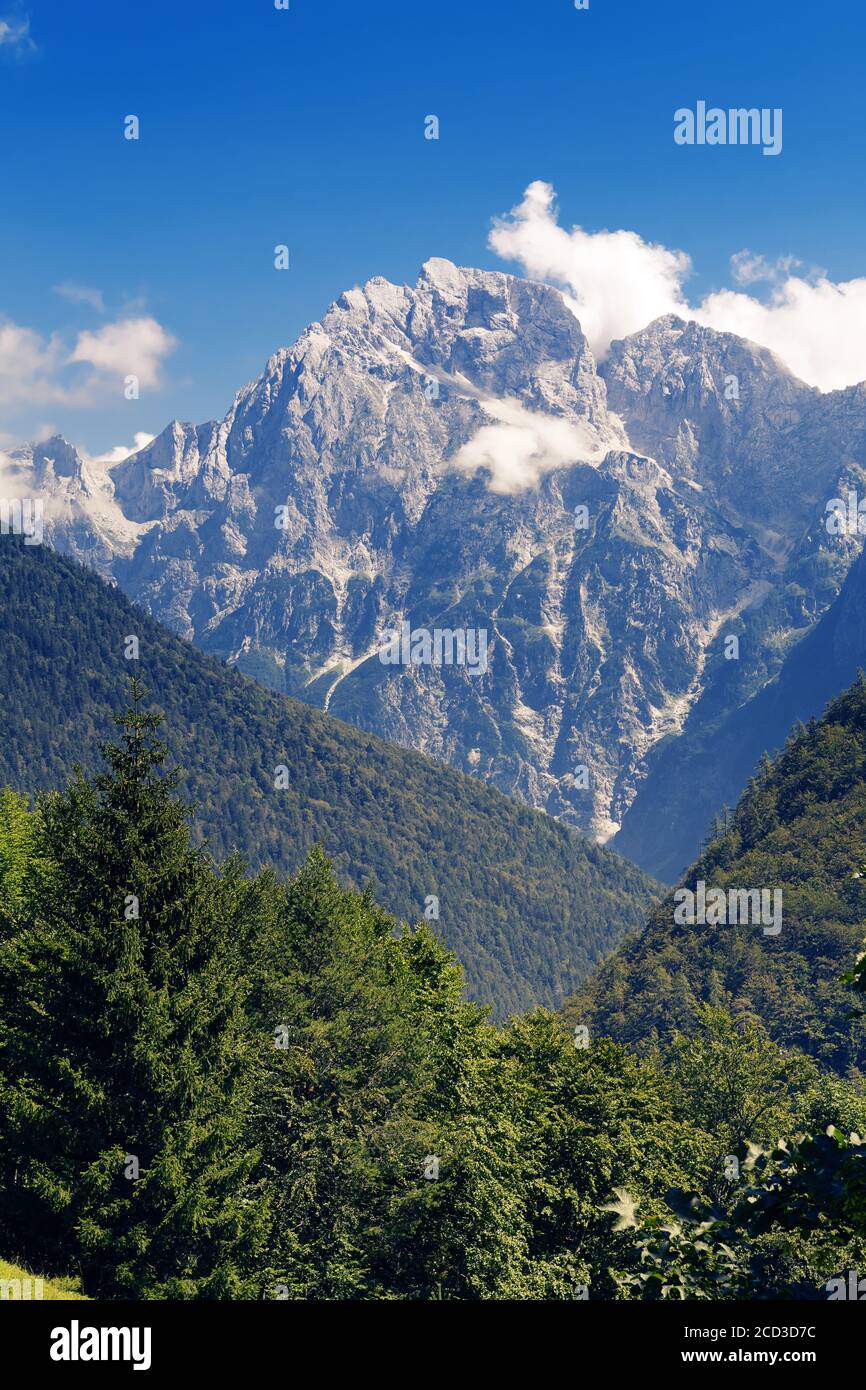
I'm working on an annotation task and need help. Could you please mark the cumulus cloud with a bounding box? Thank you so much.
[70,317,177,388]
[451,397,606,494]
[0,322,73,406]
[696,279,866,392]
[0,313,177,413]
[489,182,691,363]
[489,181,866,391]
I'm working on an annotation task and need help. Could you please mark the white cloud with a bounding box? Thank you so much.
[380,342,616,494]
[0,312,177,416]
[490,181,866,391]
[451,396,607,494]
[69,317,177,388]
[0,322,70,406]
[489,182,691,364]
[696,278,866,391]
[53,281,106,313]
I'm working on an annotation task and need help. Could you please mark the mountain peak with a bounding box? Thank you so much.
[11,434,84,479]
[419,256,470,294]
[612,313,811,388]
[20,261,866,855]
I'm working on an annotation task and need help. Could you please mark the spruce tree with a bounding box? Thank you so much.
[0,680,268,1296]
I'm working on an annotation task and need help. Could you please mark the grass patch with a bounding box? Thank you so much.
[0,1258,87,1301]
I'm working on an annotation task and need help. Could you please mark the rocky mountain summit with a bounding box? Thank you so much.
[7,262,866,862]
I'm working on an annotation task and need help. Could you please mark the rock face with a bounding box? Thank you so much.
[7,264,866,855]
[615,535,866,882]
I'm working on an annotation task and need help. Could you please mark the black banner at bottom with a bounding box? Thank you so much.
[2,1296,855,1377]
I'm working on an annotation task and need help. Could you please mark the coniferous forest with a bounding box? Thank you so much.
[0,541,656,1017]
[2,673,866,1302]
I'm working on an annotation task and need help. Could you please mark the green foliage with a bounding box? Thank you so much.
[250,868,694,1300]
[610,1206,750,1302]
[599,1011,866,1300]
[0,538,657,1017]
[0,684,270,1297]
[566,674,866,1072]
[0,696,705,1300]
[608,1127,866,1302]
[4,671,866,1301]
[740,1127,866,1237]
[666,1007,820,1187]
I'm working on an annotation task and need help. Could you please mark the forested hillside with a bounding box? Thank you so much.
[566,676,866,1073]
[0,539,657,1015]
[3,708,866,1301]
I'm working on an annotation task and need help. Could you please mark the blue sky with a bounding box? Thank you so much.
[1,0,864,452]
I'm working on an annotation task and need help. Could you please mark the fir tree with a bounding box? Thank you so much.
[0,680,269,1296]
